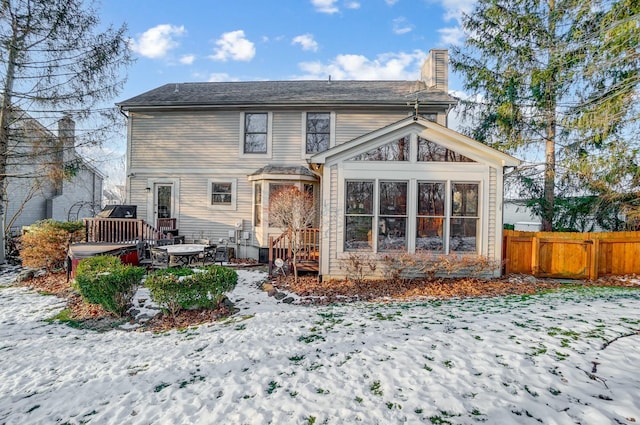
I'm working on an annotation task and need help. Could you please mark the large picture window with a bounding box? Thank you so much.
[306,112,330,154]
[244,113,268,153]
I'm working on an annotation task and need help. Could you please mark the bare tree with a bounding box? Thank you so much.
[0,0,132,261]
[269,186,316,282]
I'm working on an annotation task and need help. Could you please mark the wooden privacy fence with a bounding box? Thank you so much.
[503,229,640,280]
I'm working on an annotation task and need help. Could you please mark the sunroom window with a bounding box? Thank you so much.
[345,181,374,250]
[350,136,410,161]
[344,179,480,254]
[416,181,445,252]
[450,183,479,252]
[378,181,407,251]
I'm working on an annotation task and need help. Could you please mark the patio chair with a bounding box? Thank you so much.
[149,247,170,270]
[155,238,174,247]
[200,245,217,265]
[173,235,186,244]
[136,240,152,269]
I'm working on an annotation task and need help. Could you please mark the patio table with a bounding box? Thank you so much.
[163,244,207,267]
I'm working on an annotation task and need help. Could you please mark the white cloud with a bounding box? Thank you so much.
[345,1,361,9]
[297,50,426,80]
[392,17,414,35]
[210,30,256,62]
[179,54,195,65]
[385,0,399,5]
[438,26,465,46]
[292,34,319,52]
[436,0,476,22]
[207,73,240,82]
[311,0,339,14]
[129,24,186,59]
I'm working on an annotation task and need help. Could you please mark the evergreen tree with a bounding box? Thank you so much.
[450,0,639,231]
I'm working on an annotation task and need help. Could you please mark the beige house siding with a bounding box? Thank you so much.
[488,167,498,259]
[334,112,409,145]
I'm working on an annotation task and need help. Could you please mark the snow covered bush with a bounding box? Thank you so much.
[145,266,238,318]
[75,255,145,316]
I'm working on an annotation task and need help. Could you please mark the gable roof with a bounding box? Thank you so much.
[117,80,456,110]
[310,116,520,168]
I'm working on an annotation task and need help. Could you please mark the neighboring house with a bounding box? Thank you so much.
[5,111,103,235]
[118,49,520,279]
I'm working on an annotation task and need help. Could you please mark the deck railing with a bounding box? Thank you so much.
[84,218,161,244]
[268,228,319,275]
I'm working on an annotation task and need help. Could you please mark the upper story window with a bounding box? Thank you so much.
[306,112,330,154]
[244,113,268,153]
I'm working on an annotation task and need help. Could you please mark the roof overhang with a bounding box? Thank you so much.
[309,116,521,169]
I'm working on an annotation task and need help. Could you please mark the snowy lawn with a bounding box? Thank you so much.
[0,269,639,424]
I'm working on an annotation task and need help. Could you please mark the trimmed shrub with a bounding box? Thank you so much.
[75,255,146,316]
[145,265,238,318]
[19,219,84,270]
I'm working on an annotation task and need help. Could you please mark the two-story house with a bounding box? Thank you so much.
[5,111,103,235]
[118,49,519,279]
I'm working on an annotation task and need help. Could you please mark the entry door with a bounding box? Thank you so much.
[154,184,173,224]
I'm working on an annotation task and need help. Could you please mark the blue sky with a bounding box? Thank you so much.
[95,0,475,186]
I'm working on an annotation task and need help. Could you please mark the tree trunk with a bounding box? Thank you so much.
[0,37,19,263]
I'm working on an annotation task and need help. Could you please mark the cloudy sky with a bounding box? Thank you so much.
[96,0,476,185]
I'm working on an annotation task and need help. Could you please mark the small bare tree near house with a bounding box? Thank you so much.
[269,186,316,282]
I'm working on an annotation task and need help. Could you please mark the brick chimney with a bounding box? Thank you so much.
[58,114,76,163]
[421,49,448,92]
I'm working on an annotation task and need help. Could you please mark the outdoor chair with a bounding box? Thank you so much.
[149,247,170,270]
[200,245,217,265]
[173,235,186,244]
[136,240,152,269]
[155,238,174,247]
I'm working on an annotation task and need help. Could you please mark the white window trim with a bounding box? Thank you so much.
[239,112,273,158]
[337,167,484,256]
[207,178,237,211]
[302,111,335,159]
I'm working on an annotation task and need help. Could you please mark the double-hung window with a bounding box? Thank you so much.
[244,113,268,153]
[306,112,330,154]
[208,179,236,210]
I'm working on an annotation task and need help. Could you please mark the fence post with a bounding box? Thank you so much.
[531,236,540,276]
[589,239,599,280]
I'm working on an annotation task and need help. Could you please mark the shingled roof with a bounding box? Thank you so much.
[117,80,456,109]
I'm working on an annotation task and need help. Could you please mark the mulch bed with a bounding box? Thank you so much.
[13,270,640,330]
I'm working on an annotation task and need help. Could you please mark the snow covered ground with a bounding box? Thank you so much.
[0,267,639,424]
